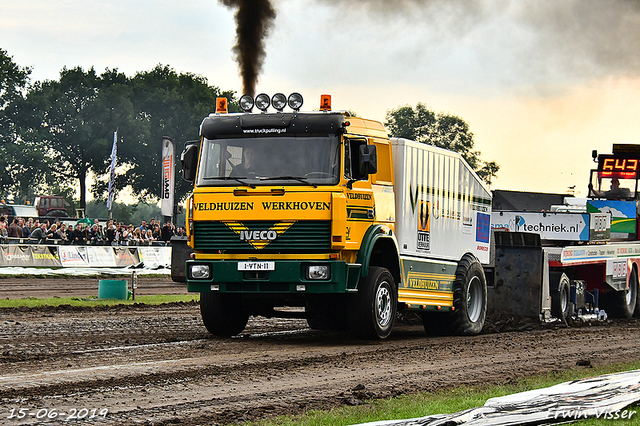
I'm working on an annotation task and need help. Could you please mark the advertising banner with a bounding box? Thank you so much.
[30,245,62,267]
[86,246,117,267]
[0,245,170,269]
[59,246,90,267]
[114,247,139,267]
[587,200,637,234]
[1,245,33,266]
[492,211,589,242]
[161,137,175,217]
[138,246,171,267]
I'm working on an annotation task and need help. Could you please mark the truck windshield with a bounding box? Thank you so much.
[196,136,341,187]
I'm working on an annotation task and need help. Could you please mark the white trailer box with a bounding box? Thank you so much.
[391,138,492,264]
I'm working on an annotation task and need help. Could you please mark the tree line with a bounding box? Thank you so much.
[0,48,498,210]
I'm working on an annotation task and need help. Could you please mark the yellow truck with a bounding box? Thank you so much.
[181,93,492,339]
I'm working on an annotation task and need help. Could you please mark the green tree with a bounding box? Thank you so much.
[0,48,37,199]
[385,103,499,185]
[93,65,237,204]
[11,67,143,209]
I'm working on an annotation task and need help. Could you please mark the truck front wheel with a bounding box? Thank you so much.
[450,254,487,336]
[349,267,397,339]
[200,293,249,336]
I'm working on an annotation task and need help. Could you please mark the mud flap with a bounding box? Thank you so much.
[488,232,546,319]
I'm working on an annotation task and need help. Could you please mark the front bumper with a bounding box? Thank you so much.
[186,259,362,294]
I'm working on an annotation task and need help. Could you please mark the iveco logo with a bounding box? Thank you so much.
[240,230,278,241]
[224,221,296,249]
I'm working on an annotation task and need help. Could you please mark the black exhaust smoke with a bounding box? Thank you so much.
[220,0,276,96]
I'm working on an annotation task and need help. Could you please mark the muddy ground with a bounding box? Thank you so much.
[1,278,640,425]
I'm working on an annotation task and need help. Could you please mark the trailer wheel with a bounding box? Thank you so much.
[635,271,640,318]
[200,292,249,337]
[349,267,397,339]
[551,273,571,321]
[609,270,638,319]
[450,254,487,336]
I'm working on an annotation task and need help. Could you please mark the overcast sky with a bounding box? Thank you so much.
[3,0,640,196]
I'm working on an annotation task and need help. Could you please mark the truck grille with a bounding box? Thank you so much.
[193,220,331,253]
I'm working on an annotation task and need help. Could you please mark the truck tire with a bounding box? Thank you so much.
[609,270,638,319]
[635,271,640,318]
[349,267,397,339]
[306,296,348,331]
[449,254,487,336]
[551,273,571,321]
[200,292,249,337]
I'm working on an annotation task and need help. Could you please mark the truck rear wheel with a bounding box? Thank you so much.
[551,273,571,321]
[609,270,638,319]
[449,254,487,336]
[200,292,249,336]
[349,267,397,339]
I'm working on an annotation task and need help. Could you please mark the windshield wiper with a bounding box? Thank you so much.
[206,176,256,188]
[259,176,318,188]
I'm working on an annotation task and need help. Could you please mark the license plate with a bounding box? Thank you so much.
[238,261,275,271]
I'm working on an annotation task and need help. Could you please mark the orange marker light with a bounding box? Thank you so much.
[320,94,331,111]
[216,97,228,114]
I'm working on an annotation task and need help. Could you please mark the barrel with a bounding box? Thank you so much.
[98,279,128,300]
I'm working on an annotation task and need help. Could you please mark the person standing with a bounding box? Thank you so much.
[20,218,30,238]
[8,218,23,239]
[0,216,7,240]
[56,223,69,243]
[161,221,174,242]
[29,223,48,243]
[71,224,88,245]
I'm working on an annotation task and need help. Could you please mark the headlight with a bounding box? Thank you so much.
[288,92,303,111]
[190,264,211,279]
[307,264,330,280]
[271,93,287,111]
[255,93,271,111]
[239,94,254,112]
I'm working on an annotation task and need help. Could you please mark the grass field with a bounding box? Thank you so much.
[242,361,640,426]
[0,294,199,308]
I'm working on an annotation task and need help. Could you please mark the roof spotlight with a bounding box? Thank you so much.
[271,93,287,112]
[288,92,303,111]
[255,93,271,112]
[239,94,254,112]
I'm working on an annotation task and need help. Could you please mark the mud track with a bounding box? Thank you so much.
[1,281,640,425]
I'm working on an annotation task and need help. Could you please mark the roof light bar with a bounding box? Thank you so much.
[238,92,306,113]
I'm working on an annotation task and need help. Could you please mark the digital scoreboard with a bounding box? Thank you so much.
[597,154,640,179]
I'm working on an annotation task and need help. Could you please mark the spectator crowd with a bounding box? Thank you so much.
[0,216,186,245]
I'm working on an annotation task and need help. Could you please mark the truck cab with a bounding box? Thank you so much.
[35,195,70,218]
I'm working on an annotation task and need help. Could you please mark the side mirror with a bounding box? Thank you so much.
[181,142,199,183]
[359,144,378,176]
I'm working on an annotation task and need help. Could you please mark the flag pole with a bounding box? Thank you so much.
[107,130,118,220]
